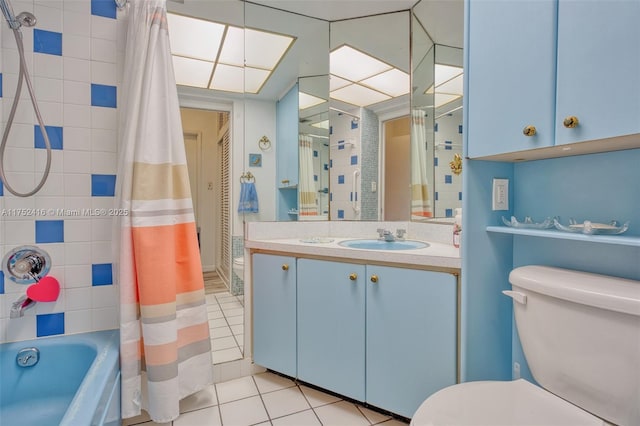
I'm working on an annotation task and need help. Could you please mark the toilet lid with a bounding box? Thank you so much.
[411,379,605,426]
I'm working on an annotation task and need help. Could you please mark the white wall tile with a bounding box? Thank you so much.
[38,101,64,126]
[35,173,65,196]
[63,57,91,82]
[92,306,118,330]
[63,150,91,173]
[65,287,91,310]
[64,196,92,212]
[3,98,34,123]
[91,15,117,41]
[64,126,91,151]
[64,242,92,265]
[63,218,91,242]
[3,48,31,74]
[2,192,35,211]
[34,53,63,79]
[34,4,64,33]
[63,10,91,36]
[63,0,90,14]
[63,80,90,105]
[91,107,117,130]
[91,151,116,174]
[35,149,64,174]
[91,60,117,85]
[2,148,35,172]
[91,218,112,241]
[35,292,66,315]
[91,197,115,211]
[6,315,36,342]
[91,241,112,264]
[63,172,91,196]
[63,34,91,60]
[36,0,63,9]
[35,77,64,103]
[63,103,91,128]
[92,285,118,309]
[91,128,116,152]
[1,123,31,149]
[65,309,93,334]
[63,264,91,288]
[91,38,117,63]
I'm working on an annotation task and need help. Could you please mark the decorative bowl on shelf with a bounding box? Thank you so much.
[553,218,630,235]
[502,216,555,229]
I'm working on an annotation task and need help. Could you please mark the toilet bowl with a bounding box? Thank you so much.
[232,256,244,279]
[411,266,640,426]
[411,379,604,426]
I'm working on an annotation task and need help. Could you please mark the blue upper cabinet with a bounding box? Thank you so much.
[555,1,640,146]
[467,0,640,158]
[467,0,557,158]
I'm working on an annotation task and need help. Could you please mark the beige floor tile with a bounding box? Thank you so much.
[212,346,243,364]
[179,384,218,414]
[357,405,392,424]
[313,401,371,426]
[261,387,311,419]
[271,409,321,426]
[253,372,296,394]
[219,395,269,426]
[299,385,342,408]
[174,405,221,426]
[215,375,258,404]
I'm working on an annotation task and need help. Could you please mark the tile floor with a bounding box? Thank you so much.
[207,292,245,364]
[123,371,409,426]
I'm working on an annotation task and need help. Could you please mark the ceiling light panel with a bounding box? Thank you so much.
[435,93,461,108]
[244,67,271,94]
[436,73,464,96]
[210,63,244,93]
[172,56,213,88]
[217,25,244,67]
[329,75,351,91]
[167,13,225,61]
[331,45,392,82]
[245,28,295,70]
[435,64,463,86]
[299,92,327,110]
[360,68,410,97]
[311,120,329,129]
[331,84,391,107]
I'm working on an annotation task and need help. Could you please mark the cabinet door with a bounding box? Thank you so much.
[297,259,366,401]
[253,254,297,377]
[467,0,557,158]
[366,266,457,418]
[555,1,640,145]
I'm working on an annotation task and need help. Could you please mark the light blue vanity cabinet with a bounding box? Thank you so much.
[253,254,297,377]
[297,259,367,401]
[467,0,639,158]
[366,265,457,418]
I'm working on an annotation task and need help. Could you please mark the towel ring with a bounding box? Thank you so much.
[240,172,255,183]
[258,136,271,151]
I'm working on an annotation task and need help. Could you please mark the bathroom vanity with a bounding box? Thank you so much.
[247,225,460,418]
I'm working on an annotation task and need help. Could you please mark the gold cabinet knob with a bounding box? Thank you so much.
[563,116,579,128]
[522,125,536,136]
[349,273,358,281]
[370,275,379,283]
[282,264,289,271]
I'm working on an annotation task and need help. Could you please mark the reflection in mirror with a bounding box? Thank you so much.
[329,11,411,221]
[298,76,330,220]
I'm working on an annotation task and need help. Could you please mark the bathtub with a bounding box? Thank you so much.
[0,329,120,426]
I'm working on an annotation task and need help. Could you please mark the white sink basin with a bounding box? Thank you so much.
[338,239,429,250]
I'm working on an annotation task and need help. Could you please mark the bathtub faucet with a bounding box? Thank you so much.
[10,294,36,318]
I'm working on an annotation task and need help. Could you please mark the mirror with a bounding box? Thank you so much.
[328,11,411,221]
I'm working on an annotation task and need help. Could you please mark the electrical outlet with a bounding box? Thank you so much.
[492,178,509,210]
[371,181,377,192]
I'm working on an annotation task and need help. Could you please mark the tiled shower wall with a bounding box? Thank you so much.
[434,112,463,218]
[329,110,361,220]
[0,0,124,343]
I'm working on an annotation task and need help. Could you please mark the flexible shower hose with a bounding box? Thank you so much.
[0,27,52,197]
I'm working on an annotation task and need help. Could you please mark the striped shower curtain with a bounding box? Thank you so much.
[115,0,212,422]
[299,134,318,216]
[410,109,433,218]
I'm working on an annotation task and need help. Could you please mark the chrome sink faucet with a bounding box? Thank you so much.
[377,228,398,242]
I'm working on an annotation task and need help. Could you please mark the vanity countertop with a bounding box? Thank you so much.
[245,237,461,270]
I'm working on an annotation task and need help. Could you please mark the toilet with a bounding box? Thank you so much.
[232,256,244,280]
[411,265,640,426]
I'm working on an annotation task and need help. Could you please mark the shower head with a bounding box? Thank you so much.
[0,0,36,30]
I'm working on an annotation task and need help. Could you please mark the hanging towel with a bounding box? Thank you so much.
[238,181,259,213]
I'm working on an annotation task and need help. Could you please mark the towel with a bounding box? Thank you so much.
[238,182,259,213]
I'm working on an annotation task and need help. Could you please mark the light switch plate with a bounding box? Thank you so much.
[492,178,509,210]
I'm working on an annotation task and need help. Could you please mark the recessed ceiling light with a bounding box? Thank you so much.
[299,92,327,110]
[360,68,410,97]
[435,64,463,86]
[330,45,393,82]
[172,56,214,89]
[331,83,391,107]
[167,13,225,61]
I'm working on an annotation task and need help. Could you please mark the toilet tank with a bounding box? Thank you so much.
[508,265,640,426]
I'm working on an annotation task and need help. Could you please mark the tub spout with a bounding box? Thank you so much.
[10,294,36,318]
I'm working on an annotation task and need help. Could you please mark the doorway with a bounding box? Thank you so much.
[383,116,411,220]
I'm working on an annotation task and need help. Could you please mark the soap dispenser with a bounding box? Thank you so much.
[453,208,462,248]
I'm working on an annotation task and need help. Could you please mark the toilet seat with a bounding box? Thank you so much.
[410,379,605,426]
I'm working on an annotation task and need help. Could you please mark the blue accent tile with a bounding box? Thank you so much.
[34,125,63,150]
[445,141,452,150]
[338,175,345,184]
[350,192,353,202]
[350,155,358,165]
[35,220,64,243]
[92,263,113,286]
[313,150,318,157]
[33,29,62,56]
[330,193,332,202]
[435,192,439,201]
[323,163,328,171]
[91,84,117,108]
[37,313,65,337]
[0,73,3,97]
[459,192,463,201]
[351,120,358,129]
[434,123,439,132]
[338,209,344,219]
[314,175,318,182]
[446,208,453,218]
[355,192,358,201]
[434,157,438,167]
[0,180,3,196]
[91,174,116,196]
[338,140,345,150]
[0,271,4,294]
[329,159,333,168]
[91,0,117,19]
[458,124,463,134]
[329,126,333,135]
[445,175,453,184]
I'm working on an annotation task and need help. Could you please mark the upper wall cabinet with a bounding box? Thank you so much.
[467,0,640,159]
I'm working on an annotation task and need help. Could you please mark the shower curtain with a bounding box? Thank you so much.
[115,0,212,422]
[410,109,433,218]
[299,134,318,216]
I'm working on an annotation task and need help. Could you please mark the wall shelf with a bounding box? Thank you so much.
[486,226,640,247]
[279,185,298,190]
